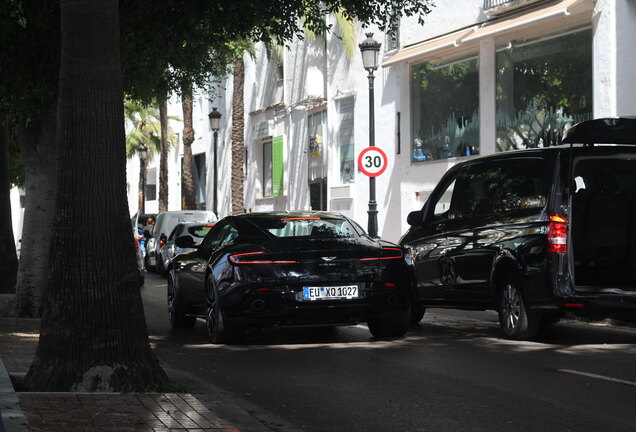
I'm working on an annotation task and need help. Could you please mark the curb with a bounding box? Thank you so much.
[0,359,29,431]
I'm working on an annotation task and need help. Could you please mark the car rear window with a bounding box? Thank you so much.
[187,225,214,238]
[249,217,358,239]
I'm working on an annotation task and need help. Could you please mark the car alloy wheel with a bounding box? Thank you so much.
[167,270,195,328]
[501,283,521,332]
[498,277,540,340]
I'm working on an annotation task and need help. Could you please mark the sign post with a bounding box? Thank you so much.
[358,146,388,238]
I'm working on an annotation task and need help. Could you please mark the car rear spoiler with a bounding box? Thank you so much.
[562,117,636,145]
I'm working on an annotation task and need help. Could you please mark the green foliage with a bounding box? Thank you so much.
[334,8,356,60]
[124,100,179,160]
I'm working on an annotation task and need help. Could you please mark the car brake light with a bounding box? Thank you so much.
[360,247,404,261]
[547,215,568,253]
[159,233,167,247]
[134,241,140,250]
[229,251,297,264]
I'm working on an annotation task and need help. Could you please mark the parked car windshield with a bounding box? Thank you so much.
[249,217,358,239]
[187,224,214,238]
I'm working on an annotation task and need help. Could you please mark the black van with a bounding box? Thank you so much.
[399,118,636,340]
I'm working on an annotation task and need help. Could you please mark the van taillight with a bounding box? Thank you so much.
[547,215,568,253]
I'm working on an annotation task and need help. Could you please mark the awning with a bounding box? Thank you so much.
[382,0,593,68]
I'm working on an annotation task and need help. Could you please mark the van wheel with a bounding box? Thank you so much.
[498,278,540,340]
[368,299,411,338]
[167,270,195,328]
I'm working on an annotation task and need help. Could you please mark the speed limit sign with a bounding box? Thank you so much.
[358,147,388,177]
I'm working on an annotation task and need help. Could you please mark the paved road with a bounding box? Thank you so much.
[141,272,636,432]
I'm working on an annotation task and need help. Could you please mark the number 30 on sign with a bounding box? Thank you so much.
[357,147,388,177]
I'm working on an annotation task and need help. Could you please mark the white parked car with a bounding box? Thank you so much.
[145,210,217,274]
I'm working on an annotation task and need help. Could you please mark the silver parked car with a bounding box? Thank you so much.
[158,222,215,276]
[145,210,217,274]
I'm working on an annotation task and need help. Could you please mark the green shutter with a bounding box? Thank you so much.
[272,136,284,196]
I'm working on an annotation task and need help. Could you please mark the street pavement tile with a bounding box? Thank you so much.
[18,393,254,431]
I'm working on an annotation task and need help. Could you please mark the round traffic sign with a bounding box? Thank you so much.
[358,147,388,177]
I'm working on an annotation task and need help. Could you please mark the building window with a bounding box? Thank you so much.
[307,110,327,180]
[495,28,592,151]
[263,141,272,197]
[411,57,480,163]
[193,153,206,205]
[146,167,157,201]
[262,136,284,197]
[337,98,355,184]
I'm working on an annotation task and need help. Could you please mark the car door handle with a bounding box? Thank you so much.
[436,223,446,232]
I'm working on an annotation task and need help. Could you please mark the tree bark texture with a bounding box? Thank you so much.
[181,88,195,210]
[0,116,18,294]
[158,99,168,212]
[24,0,167,391]
[12,111,57,316]
[231,57,245,215]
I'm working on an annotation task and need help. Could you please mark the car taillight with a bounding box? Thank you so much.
[134,241,140,250]
[360,247,404,261]
[229,251,297,265]
[159,233,167,247]
[547,215,568,253]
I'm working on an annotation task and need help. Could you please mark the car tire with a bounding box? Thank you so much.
[157,256,166,277]
[498,277,540,340]
[167,270,196,329]
[410,305,426,325]
[206,279,243,344]
[144,253,152,272]
[368,298,411,338]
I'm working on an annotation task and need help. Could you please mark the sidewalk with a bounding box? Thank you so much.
[0,317,284,432]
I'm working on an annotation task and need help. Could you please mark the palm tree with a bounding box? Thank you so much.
[124,99,178,212]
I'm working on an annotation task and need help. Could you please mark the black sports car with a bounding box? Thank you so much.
[167,211,414,343]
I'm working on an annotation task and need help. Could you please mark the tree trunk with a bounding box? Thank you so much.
[24,0,167,391]
[12,111,57,316]
[0,115,18,294]
[231,57,245,215]
[181,85,195,210]
[158,98,168,212]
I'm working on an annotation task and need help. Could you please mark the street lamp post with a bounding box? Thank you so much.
[138,143,148,214]
[208,107,222,216]
[359,32,382,238]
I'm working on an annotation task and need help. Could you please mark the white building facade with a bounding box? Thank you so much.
[121,0,636,244]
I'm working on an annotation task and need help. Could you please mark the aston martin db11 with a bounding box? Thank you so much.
[167,211,413,343]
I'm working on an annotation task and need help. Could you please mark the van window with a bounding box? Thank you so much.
[451,158,547,219]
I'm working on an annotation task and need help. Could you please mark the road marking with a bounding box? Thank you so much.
[559,369,636,387]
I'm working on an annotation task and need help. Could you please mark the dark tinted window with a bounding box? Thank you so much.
[187,225,214,238]
[248,216,358,239]
[451,158,547,219]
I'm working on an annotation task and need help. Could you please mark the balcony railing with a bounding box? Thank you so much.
[484,0,546,13]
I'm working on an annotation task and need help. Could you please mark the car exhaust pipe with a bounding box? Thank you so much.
[251,299,266,311]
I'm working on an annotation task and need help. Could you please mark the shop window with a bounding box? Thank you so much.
[495,28,592,151]
[411,57,480,163]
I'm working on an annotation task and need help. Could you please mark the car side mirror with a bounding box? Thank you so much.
[407,210,424,226]
[175,235,195,248]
